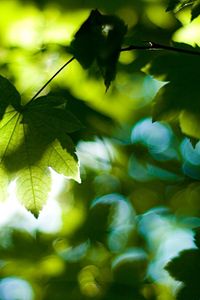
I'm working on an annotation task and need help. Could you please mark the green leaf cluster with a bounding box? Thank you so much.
[147,43,200,140]
[0,76,81,217]
[0,3,200,299]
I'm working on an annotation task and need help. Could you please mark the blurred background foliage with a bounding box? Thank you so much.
[0,0,200,299]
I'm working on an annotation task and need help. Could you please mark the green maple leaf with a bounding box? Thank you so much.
[0,77,81,217]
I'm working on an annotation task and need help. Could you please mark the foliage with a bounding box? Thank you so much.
[165,228,200,300]
[147,43,200,139]
[0,78,81,216]
[0,0,200,299]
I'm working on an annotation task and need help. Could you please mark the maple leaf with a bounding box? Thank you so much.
[0,77,81,217]
[69,9,127,90]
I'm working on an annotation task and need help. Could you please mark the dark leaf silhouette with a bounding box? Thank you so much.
[165,249,200,284]
[69,9,103,69]
[148,44,200,139]
[70,9,127,89]
[165,228,200,299]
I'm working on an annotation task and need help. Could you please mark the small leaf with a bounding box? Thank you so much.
[0,75,22,119]
[70,9,127,89]
[69,9,103,69]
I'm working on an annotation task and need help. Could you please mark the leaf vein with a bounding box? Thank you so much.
[22,123,37,212]
[0,113,21,164]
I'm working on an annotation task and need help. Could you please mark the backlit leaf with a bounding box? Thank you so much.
[0,94,81,216]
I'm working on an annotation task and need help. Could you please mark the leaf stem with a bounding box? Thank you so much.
[30,56,75,102]
[121,42,200,56]
[29,42,199,102]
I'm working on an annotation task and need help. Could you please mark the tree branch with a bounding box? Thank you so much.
[121,42,200,56]
[29,41,200,102]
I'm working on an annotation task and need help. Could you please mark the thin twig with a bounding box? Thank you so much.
[121,41,200,56]
[29,56,75,103]
[29,41,200,102]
